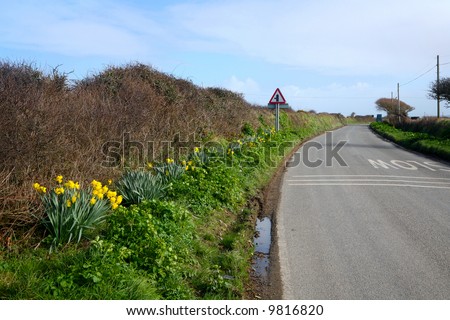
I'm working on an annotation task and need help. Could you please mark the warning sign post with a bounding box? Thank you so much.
[268,88,287,132]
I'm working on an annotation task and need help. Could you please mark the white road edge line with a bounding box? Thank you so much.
[288,183,450,189]
[291,174,450,180]
[287,179,450,185]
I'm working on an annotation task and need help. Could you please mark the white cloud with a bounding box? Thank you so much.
[3,0,448,77]
[224,76,261,94]
[169,0,450,76]
[0,0,165,58]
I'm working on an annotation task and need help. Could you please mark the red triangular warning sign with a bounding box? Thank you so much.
[269,88,286,104]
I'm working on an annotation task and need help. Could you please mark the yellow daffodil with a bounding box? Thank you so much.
[116,195,122,205]
[108,179,113,185]
[64,180,76,189]
[107,190,117,199]
[146,162,153,170]
[111,203,119,210]
[54,187,64,195]
[91,180,102,191]
[90,197,97,205]
[71,195,77,203]
[55,175,63,184]
[66,199,72,207]
[33,183,47,194]
[194,147,200,153]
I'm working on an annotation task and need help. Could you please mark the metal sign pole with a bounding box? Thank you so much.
[276,103,280,132]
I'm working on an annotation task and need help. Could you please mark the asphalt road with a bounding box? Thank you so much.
[277,125,450,299]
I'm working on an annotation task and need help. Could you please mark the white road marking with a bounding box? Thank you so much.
[290,174,450,180]
[287,183,450,189]
[288,179,450,185]
[288,175,450,189]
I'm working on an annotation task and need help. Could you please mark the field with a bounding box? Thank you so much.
[0,61,346,299]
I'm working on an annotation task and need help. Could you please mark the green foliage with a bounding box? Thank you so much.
[153,161,186,184]
[115,170,167,205]
[105,200,196,299]
[242,122,255,136]
[371,121,450,161]
[42,189,110,251]
[0,241,159,299]
[170,154,246,215]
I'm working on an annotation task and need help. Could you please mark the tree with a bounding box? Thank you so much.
[375,98,414,121]
[429,77,450,107]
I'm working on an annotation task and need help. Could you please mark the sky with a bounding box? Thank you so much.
[1,0,450,117]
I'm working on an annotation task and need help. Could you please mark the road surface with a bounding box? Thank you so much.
[278,125,450,299]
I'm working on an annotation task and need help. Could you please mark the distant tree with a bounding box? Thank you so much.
[375,98,414,121]
[428,77,450,107]
[350,112,356,118]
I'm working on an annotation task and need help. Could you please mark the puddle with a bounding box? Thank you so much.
[253,217,272,280]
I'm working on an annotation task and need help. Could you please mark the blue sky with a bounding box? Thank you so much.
[1,0,450,116]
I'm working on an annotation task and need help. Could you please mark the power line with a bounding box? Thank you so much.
[400,65,436,87]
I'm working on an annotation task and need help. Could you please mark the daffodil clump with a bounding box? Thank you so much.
[33,175,122,251]
[152,158,185,183]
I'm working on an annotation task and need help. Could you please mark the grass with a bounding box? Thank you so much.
[0,60,346,300]
[370,121,450,161]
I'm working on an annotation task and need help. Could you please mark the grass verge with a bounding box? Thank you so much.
[370,121,450,161]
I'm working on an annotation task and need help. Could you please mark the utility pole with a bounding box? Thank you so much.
[397,83,400,123]
[437,55,440,119]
